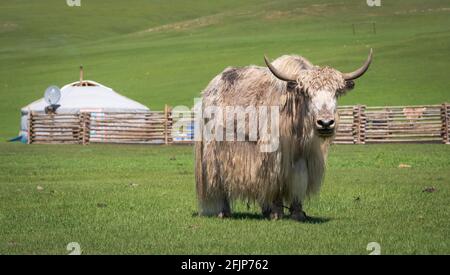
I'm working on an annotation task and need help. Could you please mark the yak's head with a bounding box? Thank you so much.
[265,49,372,138]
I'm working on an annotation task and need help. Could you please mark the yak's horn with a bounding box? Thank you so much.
[264,55,297,82]
[342,48,373,80]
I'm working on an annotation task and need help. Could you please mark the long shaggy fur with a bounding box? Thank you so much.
[195,55,347,216]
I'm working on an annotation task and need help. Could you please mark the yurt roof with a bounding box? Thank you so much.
[21,80,149,114]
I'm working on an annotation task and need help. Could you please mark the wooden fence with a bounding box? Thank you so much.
[28,113,86,144]
[28,103,450,145]
[88,111,169,144]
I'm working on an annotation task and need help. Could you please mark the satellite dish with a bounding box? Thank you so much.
[44,85,61,114]
[44,85,61,105]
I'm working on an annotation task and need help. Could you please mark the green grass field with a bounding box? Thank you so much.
[0,0,449,254]
[0,143,449,254]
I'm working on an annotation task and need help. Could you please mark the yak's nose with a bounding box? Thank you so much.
[316,119,335,129]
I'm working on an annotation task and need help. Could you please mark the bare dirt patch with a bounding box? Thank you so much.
[0,22,18,33]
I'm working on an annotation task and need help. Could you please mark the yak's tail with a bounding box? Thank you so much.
[195,140,204,203]
[194,110,206,214]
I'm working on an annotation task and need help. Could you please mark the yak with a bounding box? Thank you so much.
[195,49,373,221]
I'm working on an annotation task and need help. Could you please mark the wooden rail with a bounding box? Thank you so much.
[28,104,450,145]
[442,103,450,144]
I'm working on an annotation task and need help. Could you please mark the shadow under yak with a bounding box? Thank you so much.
[192,212,331,224]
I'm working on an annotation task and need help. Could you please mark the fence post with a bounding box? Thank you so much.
[81,112,90,145]
[360,105,367,144]
[352,106,359,144]
[441,103,449,144]
[79,113,84,145]
[353,105,366,144]
[164,104,170,145]
[27,110,32,144]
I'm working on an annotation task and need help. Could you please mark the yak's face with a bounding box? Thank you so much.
[264,49,372,139]
[309,88,339,137]
[299,68,354,138]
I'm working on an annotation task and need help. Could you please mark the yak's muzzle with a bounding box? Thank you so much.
[316,119,335,137]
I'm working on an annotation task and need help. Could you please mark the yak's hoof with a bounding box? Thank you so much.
[218,211,231,219]
[270,212,283,220]
[291,211,308,222]
[262,210,271,219]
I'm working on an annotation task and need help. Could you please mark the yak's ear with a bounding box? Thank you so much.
[345,80,355,90]
[337,80,355,97]
[286,80,307,96]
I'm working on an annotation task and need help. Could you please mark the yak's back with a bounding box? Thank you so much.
[202,55,315,107]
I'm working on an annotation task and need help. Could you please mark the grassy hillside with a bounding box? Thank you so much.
[0,0,449,141]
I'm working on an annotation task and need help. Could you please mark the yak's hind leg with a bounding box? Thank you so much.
[196,140,231,218]
[218,196,231,218]
[261,197,284,220]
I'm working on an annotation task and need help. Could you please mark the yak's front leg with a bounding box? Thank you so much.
[290,158,309,222]
[198,193,231,218]
[261,197,284,220]
[289,199,308,222]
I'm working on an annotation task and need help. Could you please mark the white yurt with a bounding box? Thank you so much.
[16,67,149,143]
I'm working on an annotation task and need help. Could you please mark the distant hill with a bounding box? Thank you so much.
[0,0,449,139]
